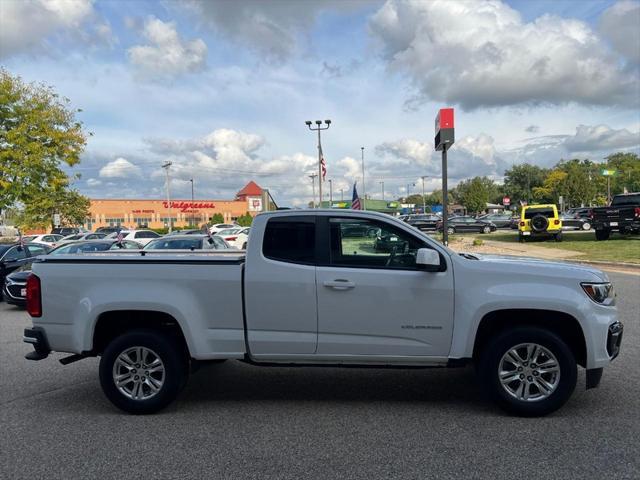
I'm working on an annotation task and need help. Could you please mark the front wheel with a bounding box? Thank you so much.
[446,227,455,235]
[99,329,188,414]
[482,225,491,234]
[478,327,577,417]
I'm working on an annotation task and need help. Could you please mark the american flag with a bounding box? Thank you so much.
[116,229,124,243]
[351,182,361,210]
[320,145,327,181]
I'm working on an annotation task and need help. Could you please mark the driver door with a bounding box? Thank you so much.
[315,216,454,357]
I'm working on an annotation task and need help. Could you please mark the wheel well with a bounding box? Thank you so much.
[92,310,189,356]
[472,309,587,367]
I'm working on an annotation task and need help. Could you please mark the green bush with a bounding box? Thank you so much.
[473,238,484,246]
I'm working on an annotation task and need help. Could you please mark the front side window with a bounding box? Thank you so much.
[329,218,425,269]
[27,245,49,256]
[263,218,315,264]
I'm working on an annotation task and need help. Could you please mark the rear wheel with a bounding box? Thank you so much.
[595,228,610,241]
[242,242,247,249]
[581,222,591,231]
[447,227,455,235]
[99,329,187,414]
[482,225,491,234]
[478,327,577,416]
[554,232,563,242]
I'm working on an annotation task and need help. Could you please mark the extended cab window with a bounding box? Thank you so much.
[329,218,425,269]
[263,218,315,264]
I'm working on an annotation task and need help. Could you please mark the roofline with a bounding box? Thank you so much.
[256,209,397,219]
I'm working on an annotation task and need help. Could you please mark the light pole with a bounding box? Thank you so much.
[361,146,366,210]
[421,176,427,213]
[340,188,344,201]
[379,181,384,201]
[306,120,331,208]
[189,178,194,226]
[406,183,415,202]
[328,179,333,205]
[162,161,173,232]
[309,173,318,208]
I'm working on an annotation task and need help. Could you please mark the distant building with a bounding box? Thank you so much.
[85,181,273,230]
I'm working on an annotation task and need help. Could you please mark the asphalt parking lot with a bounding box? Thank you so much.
[1,272,639,479]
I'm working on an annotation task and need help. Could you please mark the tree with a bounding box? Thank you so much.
[0,70,88,218]
[16,187,90,230]
[209,213,224,224]
[455,177,496,214]
[236,212,254,227]
[605,152,640,194]
[503,164,549,204]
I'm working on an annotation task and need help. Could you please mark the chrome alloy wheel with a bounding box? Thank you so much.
[498,343,560,402]
[112,347,165,401]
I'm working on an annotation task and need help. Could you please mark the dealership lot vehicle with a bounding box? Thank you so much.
[436,216,497,234]
[519,204,562,242]
[105,229,161,246]
[94,226,122,235]
[209,223,238,234]
[217,227,250,249]
[477,214,513,229]
[59,232,107,244]
[0,243,51,296]
[404,214,441,231]
[51,227,86,236]
[23,210,622,417]
[3,240,142,306]
[591,192,640,240]
[22,234,64,247]
[561,213,592,231]
[144,234,230,251]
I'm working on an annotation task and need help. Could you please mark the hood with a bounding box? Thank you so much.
[459,252,609,282]
[6,269,31,282]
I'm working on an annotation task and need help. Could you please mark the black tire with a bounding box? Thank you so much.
[478,327,577,417]
[595,228,610,241]
[447,227,455,235]
[518,233,526,243]
[482,225,491,234]
[554,232,562,242]
[99,329,188,414]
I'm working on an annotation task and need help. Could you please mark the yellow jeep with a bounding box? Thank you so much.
[518,204,562,242]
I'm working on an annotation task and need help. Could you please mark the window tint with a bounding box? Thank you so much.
[329,218,425,269]
[27,245,48,256]
[135,231,158,239]
[3,246,27,261]
[524,208,555,219]
[612,194,640,206]
[263,218,315,264]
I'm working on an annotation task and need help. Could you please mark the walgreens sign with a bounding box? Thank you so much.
[162,201,215,212]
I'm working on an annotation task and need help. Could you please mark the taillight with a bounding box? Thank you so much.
[519,221,525,226]
[554,219,560,225]
[635,207,640,218]
[589,209,594,219]
[226,236,237,241]
[26,274,42,317]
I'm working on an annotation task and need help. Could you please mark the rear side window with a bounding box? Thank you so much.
[263,218,315,264]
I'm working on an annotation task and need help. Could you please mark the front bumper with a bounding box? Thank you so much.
[3,279,26,306]
[23,327,51,360]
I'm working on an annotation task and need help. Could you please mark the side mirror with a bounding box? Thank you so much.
[416,248,441,271]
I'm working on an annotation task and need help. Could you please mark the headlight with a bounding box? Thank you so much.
[581,282,615,305]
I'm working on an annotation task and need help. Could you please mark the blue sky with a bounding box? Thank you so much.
[1,0,639,206]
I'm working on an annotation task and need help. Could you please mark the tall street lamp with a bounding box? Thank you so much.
[361,146,366,210]
[189,178,194,226]
[328,179,333,205]
[306,119,331,208]
[406,183,415,203]
[379,181,384,201]
[420,176,427,213]
[162,161,173,232]
[309,173,318,208]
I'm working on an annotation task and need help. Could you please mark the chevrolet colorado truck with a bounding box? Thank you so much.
[591,192,640,240]
[23,210,623,416]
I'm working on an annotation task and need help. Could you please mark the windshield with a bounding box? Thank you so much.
[145,238,203,250]
[50,242,113,254]
[611,194,640,206]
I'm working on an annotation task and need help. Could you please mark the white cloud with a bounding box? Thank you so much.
[0,0,94,58]
[600,0,640,64]
[563,124,640,152]
[369,0,638,109]
[86,178,102,187]
[127,16,207,78]
[99,157,142,178]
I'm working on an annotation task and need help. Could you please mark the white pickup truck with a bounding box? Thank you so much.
[23,210,623,416]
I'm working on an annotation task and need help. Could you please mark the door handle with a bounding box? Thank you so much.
[323,279,355,290]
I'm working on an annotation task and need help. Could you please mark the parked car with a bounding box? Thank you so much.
[94,226,123,235]
[22,234,64,247]
[24,210,622,416]
[0,242,51,300]
[509,216,520,229]
[143,235,230,251]
[59,233,107,244]
[105,229,161,246]
[404,214,440,231]
[216,227,250,249]
[51,227,86,236]
[566,207,592,219]
[209,223,238,234]
[166,229,204,235]
[476,214,513,229]
[374,232,409,253]
[560,213,592,231]
[3,240,141,306]
[436,216,497,234]
[340,223,381,238]
[518,204,562,242]
[590,192,640,240]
